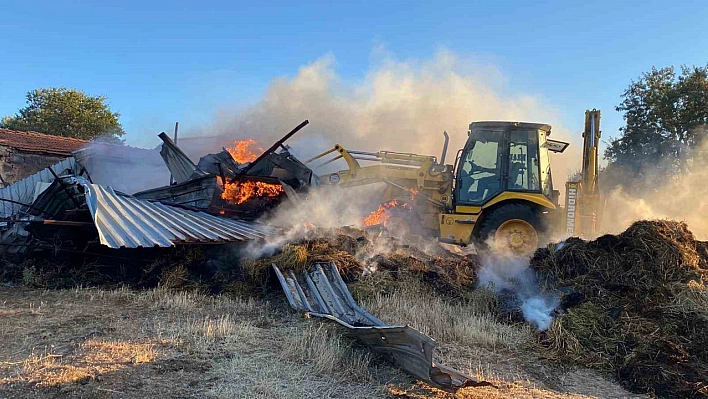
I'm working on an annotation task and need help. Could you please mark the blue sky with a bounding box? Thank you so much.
[1,0,706,150]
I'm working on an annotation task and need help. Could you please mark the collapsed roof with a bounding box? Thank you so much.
[0,121,314,252]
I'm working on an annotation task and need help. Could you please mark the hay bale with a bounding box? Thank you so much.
[533,220,708,398]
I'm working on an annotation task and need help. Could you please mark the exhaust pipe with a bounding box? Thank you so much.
[440,131,449,164]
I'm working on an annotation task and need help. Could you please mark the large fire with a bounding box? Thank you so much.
[221,180,285,205]
[227,139,264,164]
[363,200,410,226]
[219,139,285,204]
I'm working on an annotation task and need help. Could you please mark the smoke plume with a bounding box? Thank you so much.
[243,184,385,259]
[600,137,708,239]
[477,250,558,331]
[178,50,581,183]
[75,141,170,194]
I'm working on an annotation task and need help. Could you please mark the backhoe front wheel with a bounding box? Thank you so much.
[474,204,546,257]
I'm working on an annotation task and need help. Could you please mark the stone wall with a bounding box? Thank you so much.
[0,145,68,186]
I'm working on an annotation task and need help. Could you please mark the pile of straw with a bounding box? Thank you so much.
[532,220,708,398]
[242,228,479,297]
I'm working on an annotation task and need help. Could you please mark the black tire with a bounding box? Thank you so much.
[384,207,425,237]
[473,203,546,255]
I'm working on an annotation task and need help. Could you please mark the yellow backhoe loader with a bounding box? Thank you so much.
[307,110,603,255]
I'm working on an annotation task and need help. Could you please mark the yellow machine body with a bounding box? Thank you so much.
[309,119,575,251]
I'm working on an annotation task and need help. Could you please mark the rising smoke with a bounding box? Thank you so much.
[600,137,708,240]
[477,248,559,331]
[179,50,581,180]
[243,185,384,259]
[75,141,170,194]
[175,49,585,251]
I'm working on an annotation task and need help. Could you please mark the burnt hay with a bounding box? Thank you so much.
[241,228,479,298]
[532,220,708,398]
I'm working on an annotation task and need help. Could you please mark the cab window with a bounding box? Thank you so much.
[457,130,502,203]
[508,130,540,191]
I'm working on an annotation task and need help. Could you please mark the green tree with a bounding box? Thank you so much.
[605,65,708,189]
[1,87,125,141]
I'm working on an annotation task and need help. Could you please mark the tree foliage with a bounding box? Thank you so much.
[1,87,125,142]
[605,65,708,188]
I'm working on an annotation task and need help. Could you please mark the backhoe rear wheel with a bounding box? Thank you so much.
[474,203,546,257]
[383,207,424,238]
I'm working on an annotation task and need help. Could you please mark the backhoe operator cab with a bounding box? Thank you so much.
[441,122,568,253]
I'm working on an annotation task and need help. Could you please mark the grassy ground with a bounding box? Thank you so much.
[0,285,647,399]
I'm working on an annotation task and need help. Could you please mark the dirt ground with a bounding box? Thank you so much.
[0,286,648,399]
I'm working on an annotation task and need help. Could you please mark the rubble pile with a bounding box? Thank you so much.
[243,227,480,298]
[532,220,708,398]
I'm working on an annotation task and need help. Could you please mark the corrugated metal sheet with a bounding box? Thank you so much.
[80,180,276,248]
[158,133,204,184]
[272,262,493,393]
[0,157,80,217]
[133,175,217,210]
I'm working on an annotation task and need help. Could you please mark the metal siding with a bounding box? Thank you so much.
[158,135,205,184]
[0,158,80,217]
[80,180,274,248]
[272,262,491,393]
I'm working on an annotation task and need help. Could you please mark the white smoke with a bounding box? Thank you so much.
[180,50,586,310]
[75,141,170,194]
[600,138,708,239]
[521,297,558,331]
[244,184,384,259]
[477,252,558,331]
[178,49,582,191]
[202,49,580,259]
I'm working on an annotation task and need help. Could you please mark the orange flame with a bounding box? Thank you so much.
[363,200,410,227]
[222,180,285,205]
[408,188,419,201]
[219,139,284,204]
[227,139,264,163]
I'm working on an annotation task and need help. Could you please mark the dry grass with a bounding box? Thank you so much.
[160,264,189,289]
[4,339,162,387]
[206,321,385,399]
[0,280,642,399]
[242,241,362,286]
[362,280,533,350]
[281,323,372,380]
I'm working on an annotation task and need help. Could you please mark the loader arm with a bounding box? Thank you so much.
[307,144,451,193]
[306,144,454,233]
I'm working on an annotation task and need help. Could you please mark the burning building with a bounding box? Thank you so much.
[134,121,314,220]
[0,120,313,252]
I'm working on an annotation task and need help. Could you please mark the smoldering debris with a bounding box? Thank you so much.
[532,220,708,398]
[241,226,480,298]
[476,248,560,331]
